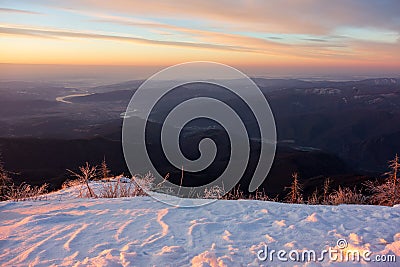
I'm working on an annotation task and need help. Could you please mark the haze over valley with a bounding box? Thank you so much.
[1,77,399,198]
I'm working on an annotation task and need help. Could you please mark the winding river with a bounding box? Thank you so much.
[55,93,93,104]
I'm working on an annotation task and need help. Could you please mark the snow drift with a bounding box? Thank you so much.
[0,183,399,266]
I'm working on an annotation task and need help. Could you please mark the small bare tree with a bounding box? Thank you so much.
[285,172,303,204]
[101,157,111,180]
[67,162,98,198]
[322,178,331,204]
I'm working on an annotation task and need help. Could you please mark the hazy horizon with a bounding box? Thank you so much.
[1,63,399,87]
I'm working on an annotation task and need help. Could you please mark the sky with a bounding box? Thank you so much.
[0,0,399,80]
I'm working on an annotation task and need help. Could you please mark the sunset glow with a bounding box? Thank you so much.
[0,0,399,77]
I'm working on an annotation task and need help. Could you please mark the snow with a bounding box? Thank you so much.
[304,88,342,95]
[0,184,399,266]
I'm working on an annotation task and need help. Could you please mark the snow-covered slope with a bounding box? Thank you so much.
[0,185,399,266]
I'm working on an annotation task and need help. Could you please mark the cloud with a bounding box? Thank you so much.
[15,1,399,60]
[90,18,186,32]
[302,38,328,42]
[42,0,400,35]
[87,14,287,47]
[267,37,284,40]
[0,7,42,15]
[0,25,257,53]
[2,1,399,67]
[1,23,378,62]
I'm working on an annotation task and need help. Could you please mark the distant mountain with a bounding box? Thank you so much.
[67,77,400,172]
[89,80,143,93]
[0,136,369,198]
[72,90,134,103]
[1,78,399,192]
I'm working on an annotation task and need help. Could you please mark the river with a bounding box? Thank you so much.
[55,93,93,104]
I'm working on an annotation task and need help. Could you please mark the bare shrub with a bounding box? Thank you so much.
[1,153,47,202]
[5,182,48,201]
[202,185,275,201]
[1,157,48,202]
[98,173,154,198]
[67,162,98,198]
[223,186,245,200]
[63,169,154,199]
[99,181,119,198]
[248,189,277,201]
[365,154,400,206]
[365,179,400,206]
[99,177,134,198]
[204,185,225,199]
[61,179,84,189]
[131,173,154,196]
[68,184,89,198]
[0,159,12,201]
[307,188,320,205]
[154,173,188,197]
[308,178,331,205]
[153,173,173,194]
[119,181,135,197]
[328,186,367,205]
[99,179,130,198]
